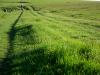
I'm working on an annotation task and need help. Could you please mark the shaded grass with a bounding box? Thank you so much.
[0,11,23,75]
[0,1,100,75]
[79,46,92,60]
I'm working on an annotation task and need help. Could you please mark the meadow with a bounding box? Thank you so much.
[0,0,100,75]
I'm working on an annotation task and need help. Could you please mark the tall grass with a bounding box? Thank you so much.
[0,1,100,75]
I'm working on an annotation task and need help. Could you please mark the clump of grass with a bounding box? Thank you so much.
[0,6,20,13]
[35,18,41,22]
[66,62,100,75]
[31,6,41,11]
[79,46,92,60]
[0,6,29,13]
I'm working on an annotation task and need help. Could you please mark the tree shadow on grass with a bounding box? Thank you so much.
[0,11,23,75]
[0,9,66,75]
[0,24,43,75]
[0,10,100,75]
[0,10,66,74]
[15,25,39,45]
[0,10,64,75]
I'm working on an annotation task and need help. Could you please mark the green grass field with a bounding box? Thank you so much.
[0,0,100,75]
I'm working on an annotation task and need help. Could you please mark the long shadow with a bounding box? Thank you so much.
[8,11,23,55]
[0,11,23,75]
[0,8,100,75]
[0,9,66,75]
[0,10,41,75]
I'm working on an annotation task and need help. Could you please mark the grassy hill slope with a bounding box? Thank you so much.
[0,0,100,75]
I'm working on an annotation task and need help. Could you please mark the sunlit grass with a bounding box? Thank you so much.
[0,1,100,75]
